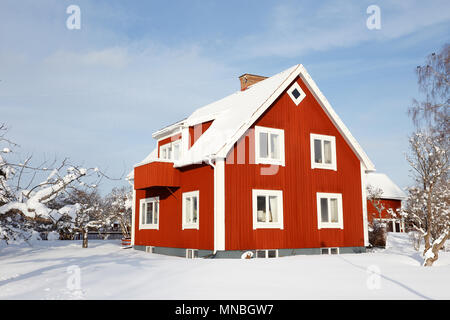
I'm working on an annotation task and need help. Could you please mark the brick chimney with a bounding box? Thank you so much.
[239,73,268,91]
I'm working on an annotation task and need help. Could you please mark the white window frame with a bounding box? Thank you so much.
[172,140,181,161]
[310,133,337,171]
[182,190,200,230]
[159,140,182,162]
[373,218,404,233]
[287,82,306,106]
[139,197,159,230]
[252,189,284,230]
[186,248,199,259]
[255,126,285,166]
[316,192,344,229]
[256,249,279,258]
[321,247,339,255]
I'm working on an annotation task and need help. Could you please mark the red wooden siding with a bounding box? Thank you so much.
[134,164,215,250]
[367,199,402,222]
[134,162,180,189]
[189,120,214,148]
[224,76,365,250]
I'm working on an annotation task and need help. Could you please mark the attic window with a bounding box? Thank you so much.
[287,82,306,106]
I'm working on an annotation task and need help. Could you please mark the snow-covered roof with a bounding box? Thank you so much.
[135,64,376,171]
[365,173,407,200]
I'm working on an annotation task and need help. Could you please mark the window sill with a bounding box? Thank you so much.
[253,224,284,230]
[318,224,343,230]
[182,224,199,230]
[311,164,337,171]
[139,224,159,230]
[255,159,285,167]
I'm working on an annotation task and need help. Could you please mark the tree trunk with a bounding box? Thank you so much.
[82,229,88,248]
[423,189,433,255]
[424,233,448,266]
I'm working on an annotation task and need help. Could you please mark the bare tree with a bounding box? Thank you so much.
[53,188,104,248]
[409,43,449,139]
[104,186,133,239]
[404,43,449,266]
[0,123,110,246]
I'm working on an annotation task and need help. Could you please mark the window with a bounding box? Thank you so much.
[139,197,159,230]
[172,141,181,160]
[145,246,155,253]
[252,189,284,229]
[255,126,285,166]
[186,249,199,259]
[321,248,339,255]
[310,134,337,170]
[316,193,343,229]
[256,249,278,258]
[159,140,182,161]
[287,82,306,106]
[182,191,199,229]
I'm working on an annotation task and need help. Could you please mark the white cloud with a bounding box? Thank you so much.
[230,0,450,58]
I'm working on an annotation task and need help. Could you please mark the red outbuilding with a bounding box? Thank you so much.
[128,64,404,258]
[365,172,407,233]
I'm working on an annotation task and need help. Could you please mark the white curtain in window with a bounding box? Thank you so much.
[324,140,332,164]
[270,134,279,159]
[146,202,153,224]
[154,202,158,224]
[329,198,338,223]
[269,196,278,222]
[186,197,192,223]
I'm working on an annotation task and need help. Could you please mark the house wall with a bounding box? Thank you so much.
[224,76,365,250]
[367,199,402,222]
[134,164,215,250]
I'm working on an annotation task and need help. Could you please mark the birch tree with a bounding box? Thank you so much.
[404,43,449,266]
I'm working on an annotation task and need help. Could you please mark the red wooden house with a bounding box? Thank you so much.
[128,64,399,258]
[365,173,407,233]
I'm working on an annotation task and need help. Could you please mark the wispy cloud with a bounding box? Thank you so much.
[229,0,450,59]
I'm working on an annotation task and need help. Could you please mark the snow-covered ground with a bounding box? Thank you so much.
[0,233,449,300]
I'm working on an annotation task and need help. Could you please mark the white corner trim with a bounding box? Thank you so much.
[254,126,285,166]
[361,162,369,246]
[252,189,284,230]
[316,192,344,229]
[131,189,136,245]
[310,133,337,171]
[182,190,200,230]
[214,158,226,252]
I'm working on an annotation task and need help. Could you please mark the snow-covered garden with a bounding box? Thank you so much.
[0,233,448,300]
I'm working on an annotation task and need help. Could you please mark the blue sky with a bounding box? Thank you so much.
[1,0,449,194]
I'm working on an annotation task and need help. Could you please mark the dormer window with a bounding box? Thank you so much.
[159,140,181,161]
[287,82,306,106]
